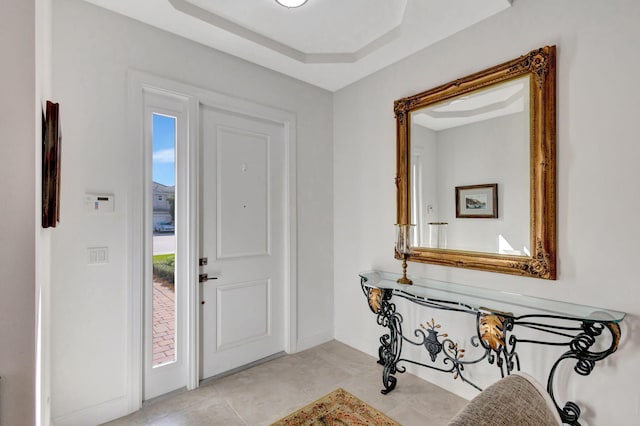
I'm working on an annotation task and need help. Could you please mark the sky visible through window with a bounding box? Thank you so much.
[152,114,176,187]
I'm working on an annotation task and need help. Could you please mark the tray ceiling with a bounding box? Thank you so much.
[82,0,512,91]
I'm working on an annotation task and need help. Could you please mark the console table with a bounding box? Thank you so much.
[360,271,625,426]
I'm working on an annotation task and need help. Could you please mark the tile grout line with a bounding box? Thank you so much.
[222,397,250,426]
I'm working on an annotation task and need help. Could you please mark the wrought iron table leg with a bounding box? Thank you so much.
[546,321,621,426]
[376,292,404,394]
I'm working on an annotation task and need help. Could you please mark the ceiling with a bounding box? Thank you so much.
[413,75,529,131]
[81,0,512,91]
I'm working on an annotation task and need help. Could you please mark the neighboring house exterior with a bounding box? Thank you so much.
[153,182,174,231]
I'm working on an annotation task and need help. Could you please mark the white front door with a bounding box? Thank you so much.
[199,105,286,379]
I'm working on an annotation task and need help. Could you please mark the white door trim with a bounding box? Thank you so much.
[127,70,297,411]
[142,91,190,399]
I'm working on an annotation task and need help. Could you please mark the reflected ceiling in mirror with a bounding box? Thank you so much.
[409,75,531,255]
[395,46,556,279]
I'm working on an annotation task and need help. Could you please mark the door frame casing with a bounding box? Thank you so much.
[142,90,190,399]
[127,70,298,411]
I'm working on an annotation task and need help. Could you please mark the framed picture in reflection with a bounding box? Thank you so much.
[455,183,497,218]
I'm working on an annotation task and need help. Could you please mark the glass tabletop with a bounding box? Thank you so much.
[360,271,625,323]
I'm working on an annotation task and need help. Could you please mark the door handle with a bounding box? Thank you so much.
[199,273,218,283]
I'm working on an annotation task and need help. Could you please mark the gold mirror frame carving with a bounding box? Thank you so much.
[395,46,556,279]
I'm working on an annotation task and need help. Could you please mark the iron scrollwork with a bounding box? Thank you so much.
[362,285,403,393]
[545,321,621,425]
[361,278,622,425]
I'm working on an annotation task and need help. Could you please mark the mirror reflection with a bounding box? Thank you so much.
[409,75,531,255]
[396,46,556,279]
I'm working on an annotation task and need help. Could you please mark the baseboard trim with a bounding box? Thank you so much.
[52,395,129,426]
[296,329,334,352]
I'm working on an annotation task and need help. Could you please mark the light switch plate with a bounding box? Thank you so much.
[88,247,108,265]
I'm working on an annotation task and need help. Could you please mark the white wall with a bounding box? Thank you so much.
[334,0,640,424]
[0,0,36,424]
[436,113,529,253]
[412,113,529,252]
[36,0,54,421]
[50,0,333,423]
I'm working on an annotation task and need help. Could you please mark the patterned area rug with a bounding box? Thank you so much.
[271,388,401,426]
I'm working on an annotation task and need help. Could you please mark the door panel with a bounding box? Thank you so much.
[200,105,285,380]
[217,127,269,258]
[216,279,270,349]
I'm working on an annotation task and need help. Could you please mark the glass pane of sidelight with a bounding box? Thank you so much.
[151,113,177,367]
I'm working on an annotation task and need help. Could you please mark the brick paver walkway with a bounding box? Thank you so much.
[152,280,175,366]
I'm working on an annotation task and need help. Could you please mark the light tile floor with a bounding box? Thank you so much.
[104,341,467,425]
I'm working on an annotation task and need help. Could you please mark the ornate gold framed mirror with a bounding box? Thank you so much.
[395,46,556,279]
